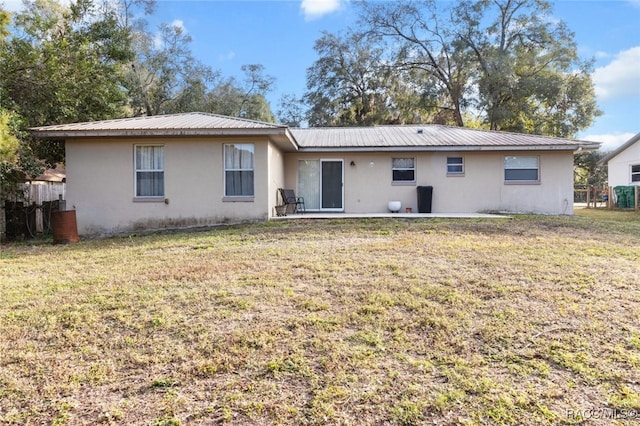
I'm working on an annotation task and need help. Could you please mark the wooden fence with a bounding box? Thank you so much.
[576,184,639,210]
[574,184,609,208]
[1,181,66,241]
[605,185,639,210]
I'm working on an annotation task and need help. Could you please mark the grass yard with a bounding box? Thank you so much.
[1,209,639,425]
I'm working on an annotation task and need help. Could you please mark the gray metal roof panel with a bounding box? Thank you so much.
[31,112,285,132]
[289,125,600,150]
[30,113,601,152]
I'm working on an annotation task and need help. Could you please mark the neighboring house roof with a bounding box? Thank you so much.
[290,125,600,152]
[34,164,66,182]
[597,132,640,165]
[31,112,600,152]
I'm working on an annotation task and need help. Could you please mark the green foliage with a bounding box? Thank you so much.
[455,0,601,135]
[277,93,306,127]
[0,7,10,40]
[305,30,435,127]
[389,400,425,425]
[305,31,392,126]
[0,108,44,198]
[357,0,470,127]
[124,18,276,121]
[574,150,608,186]
[0,111,19,163]
[0,0,280,198]
[236,64,276,121]
[336,0,601,136]
[125,20,219,116]
[0,0,132,164]
[193,65,276,122]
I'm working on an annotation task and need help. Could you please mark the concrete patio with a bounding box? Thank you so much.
[271,212,512,220]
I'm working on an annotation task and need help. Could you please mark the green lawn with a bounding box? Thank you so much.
[1,209,639,425]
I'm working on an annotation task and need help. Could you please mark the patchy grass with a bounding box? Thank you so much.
[1,210,639,425]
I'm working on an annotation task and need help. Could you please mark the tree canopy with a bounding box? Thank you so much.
[0,0,602,197]
[297,0,601,134]
[0,0,278,193]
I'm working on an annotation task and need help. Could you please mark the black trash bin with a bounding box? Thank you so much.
[417,186,433,213]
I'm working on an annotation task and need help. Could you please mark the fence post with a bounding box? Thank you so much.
[636,186,639,211]
[0,202,5,242]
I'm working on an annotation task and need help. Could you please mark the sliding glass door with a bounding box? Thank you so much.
[298,159,343,211]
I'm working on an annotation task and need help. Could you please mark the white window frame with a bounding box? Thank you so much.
[631,164,640,183]
[134,144,164,200]
[223,143,255,200]
[504,156,540,184]
[392,157,416,185]
[447,156,464,176]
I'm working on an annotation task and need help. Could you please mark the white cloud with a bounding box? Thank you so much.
[583,132,636,152]
[300,0,343,21]
[593,46,640,100]
[152,20,187,49]
[2,0,72,12]
[1,0,24,12]
[218,51,236,62]
[171,19,186,33]
[153,32,163,50]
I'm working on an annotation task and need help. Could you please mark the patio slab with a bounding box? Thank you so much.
[271,212,512,220]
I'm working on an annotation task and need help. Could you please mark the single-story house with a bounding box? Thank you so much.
[598,132,640,188]
[31,112,599,236]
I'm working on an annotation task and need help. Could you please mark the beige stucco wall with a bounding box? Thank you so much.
[608,140,640,187]
[267,142,286,217]
[67,138,577,235]
[66,137,272,235]
[284,150,575,215]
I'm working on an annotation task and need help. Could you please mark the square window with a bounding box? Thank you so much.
[504,156,539,182]
[447,157,464,174]
[632,164,640,182]
[135,145,164,197]
[224,144,254,196]
[392,158,415,182]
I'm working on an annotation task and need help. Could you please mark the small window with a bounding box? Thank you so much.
[447,157,464,175]
[224,144,254,196]
[135,145,164,197]
[392,158,415,182]
[504,156,539,182]
[632,165,640,182]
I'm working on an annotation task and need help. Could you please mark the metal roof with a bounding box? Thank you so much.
[31,112,298,151]
[31,112,285,134]
[30,113,601,152]
[289,125,600,152]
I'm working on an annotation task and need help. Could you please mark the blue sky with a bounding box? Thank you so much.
[4,0,640,151]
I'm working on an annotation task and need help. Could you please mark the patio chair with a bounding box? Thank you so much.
[279,188,305,214]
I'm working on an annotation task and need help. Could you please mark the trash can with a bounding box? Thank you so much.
[417,186,433,213]
[614,186,635,208]
[51,210,79,244]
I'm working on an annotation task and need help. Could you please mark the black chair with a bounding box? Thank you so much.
[278,188,305,214]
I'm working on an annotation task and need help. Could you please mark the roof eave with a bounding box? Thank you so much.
[31,127,289,139]
[32,127,300,152]
[596,132,640,165]
[297,144,597,153]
